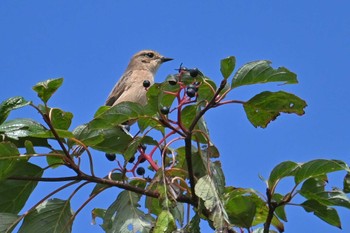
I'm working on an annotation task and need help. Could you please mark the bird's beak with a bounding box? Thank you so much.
[161,57,173,63]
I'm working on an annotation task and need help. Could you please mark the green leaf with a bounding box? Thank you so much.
[0,118,48,140]
[220,56,236,79]
[300,176,327,195]
[31,129,74,139]
[231,60,297,89]
[91,208,106,225]
[300,187,350,209]
[272,193,287,222]
[146,82,179,115]
[0,142,19,180]
[243,91,307,128]
[49,108,73,130]
[32,78,64,103]
[301,200,341,228]
[123,136,156,162]
[344,173,350,193]
[170,202,184,227]
[195,175,229,229]
[0,97,30,125]
[18,198,72,233]
[46,150,65,168]
[102,190,154,233]
[295,159,349,184]
[181,105,210,144]
[24,140,36,155]
[0,161,43,214]
[197,77,217,103]
[184,214,200,233]
[0,212,19,233]
[224,196,256,228]
[89,102,144,129]
[268,161,299,189]
[73,124,132,154]
[153,210,176,233]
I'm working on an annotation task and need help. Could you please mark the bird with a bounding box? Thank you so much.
[104,50,173,161]
[105,50,173,108]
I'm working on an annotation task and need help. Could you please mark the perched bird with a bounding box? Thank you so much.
[105,50,173,161]
[105,50,173,108]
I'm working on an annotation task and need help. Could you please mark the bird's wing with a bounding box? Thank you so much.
[105,70,133,106]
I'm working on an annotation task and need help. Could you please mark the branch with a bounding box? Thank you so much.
[189,79,227,131]
[7,174,194,205]
[185,135,197,205]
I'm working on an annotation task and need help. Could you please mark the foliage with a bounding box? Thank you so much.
[0,56,349,233]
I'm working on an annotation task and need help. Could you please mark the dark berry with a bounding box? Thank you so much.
[168,79,177,85]
[128,156,135,163]
[139,157,146,163]
[187,84,198,92]
[136,167,145,176]
[189,68,199,77]
[105,153,116,161]
[160,106,170,114]
[143,80,151,88]
[194,81,200,86]
[186,88,196,98]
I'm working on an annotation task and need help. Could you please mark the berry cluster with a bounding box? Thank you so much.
[112,66,203,178]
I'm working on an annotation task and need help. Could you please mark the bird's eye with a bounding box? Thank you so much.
[145,52,154,58]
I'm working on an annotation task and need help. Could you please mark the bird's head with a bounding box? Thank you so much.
[127,50,173,73]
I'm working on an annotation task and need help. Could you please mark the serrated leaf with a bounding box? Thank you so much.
[295,159,349,184]
[220,56,236,79]
[0,161,43,214]
[243,91,307,128]
[0,212,19,233]
[231,60,297,89]
[0,142,19,180]
[344,173,350,193]
[32,78,64,103]
[102,190,154,233]
[49,108,73,130]
[268,161,299,189]
[0,97,30,125]
[153,210,176,233]
[18,198,72,233]
[301,199,341,228]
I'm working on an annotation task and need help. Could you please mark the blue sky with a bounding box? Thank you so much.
[1,1,350,232]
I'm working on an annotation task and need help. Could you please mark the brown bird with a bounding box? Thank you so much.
[104,50,173,161]
[106,50,173,108]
